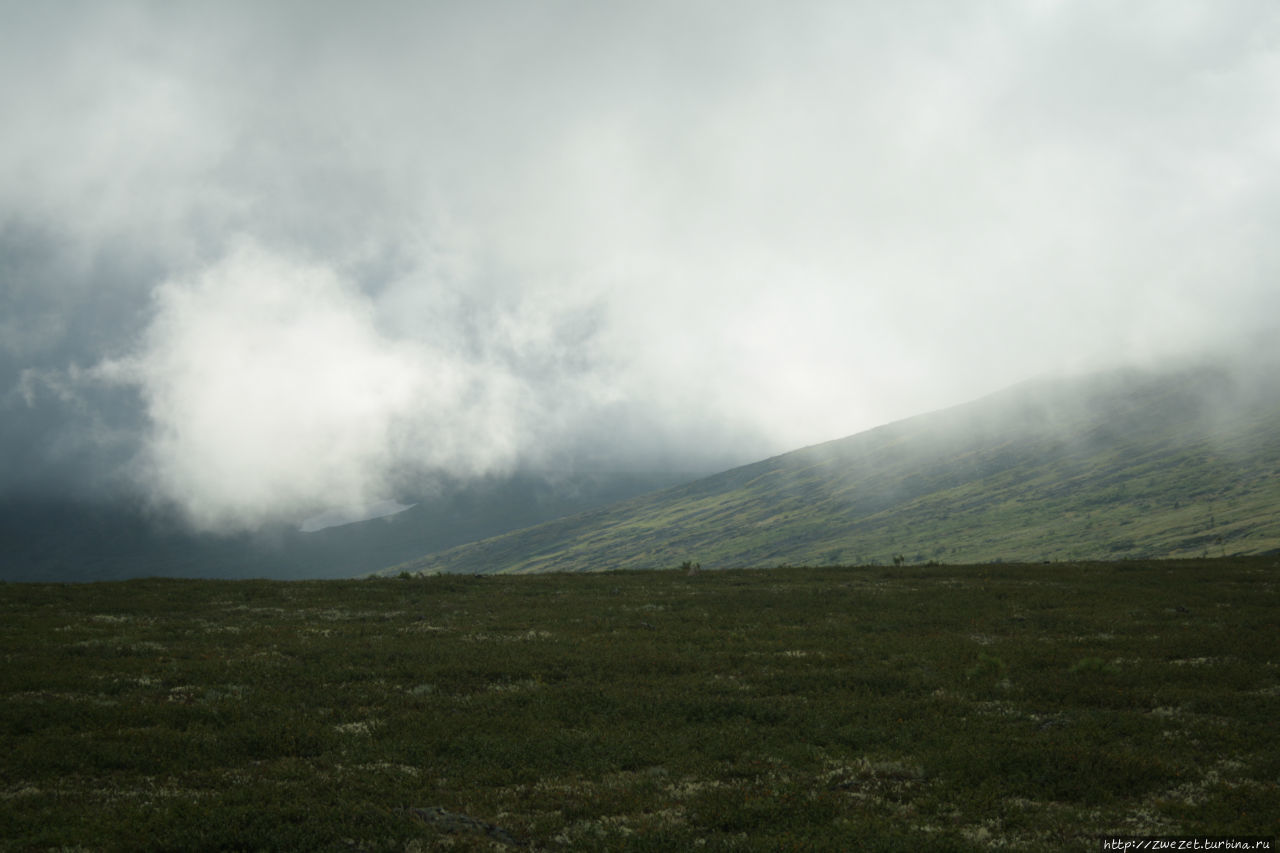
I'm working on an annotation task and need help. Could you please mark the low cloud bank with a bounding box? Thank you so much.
[91,244,599,532]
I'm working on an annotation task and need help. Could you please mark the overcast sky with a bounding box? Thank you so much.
[2,1,1278,531]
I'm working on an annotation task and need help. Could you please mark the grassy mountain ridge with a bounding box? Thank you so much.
[386,360,1280,574]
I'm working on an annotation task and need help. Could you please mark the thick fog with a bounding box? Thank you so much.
[2,1,1278,531]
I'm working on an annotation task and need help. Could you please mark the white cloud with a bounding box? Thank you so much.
[97,243,541,530]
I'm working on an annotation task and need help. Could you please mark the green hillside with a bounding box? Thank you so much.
[386,359,1280,575]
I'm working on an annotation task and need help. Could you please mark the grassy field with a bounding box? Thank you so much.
[2,558,1278,850]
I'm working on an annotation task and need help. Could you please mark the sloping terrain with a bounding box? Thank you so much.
[387,359,1280,574]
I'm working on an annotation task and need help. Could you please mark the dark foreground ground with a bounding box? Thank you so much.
[2,558,1277,850]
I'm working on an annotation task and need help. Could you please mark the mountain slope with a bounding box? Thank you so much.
[385,360,1280,574]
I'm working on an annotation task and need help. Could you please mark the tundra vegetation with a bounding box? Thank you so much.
[2,557,1278,850]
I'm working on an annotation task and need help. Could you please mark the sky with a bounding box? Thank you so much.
[2,1,1278,532]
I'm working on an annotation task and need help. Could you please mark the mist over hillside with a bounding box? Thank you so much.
[385,355,1280,575]
[5,4,1280,547]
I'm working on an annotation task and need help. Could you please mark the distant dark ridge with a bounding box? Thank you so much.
[0,470,691,582]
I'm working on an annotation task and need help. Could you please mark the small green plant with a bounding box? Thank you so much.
[966,651,1008,680]
[1069,656,1120,675]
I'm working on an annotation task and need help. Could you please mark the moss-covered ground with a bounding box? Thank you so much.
[2,558,1278,850]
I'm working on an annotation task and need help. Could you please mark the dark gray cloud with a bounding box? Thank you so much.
[2,1,1278,529]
